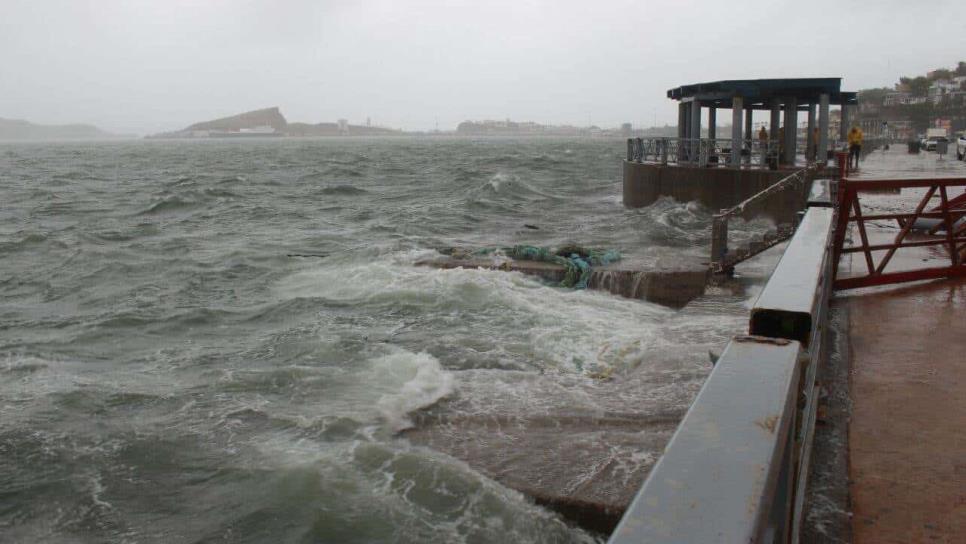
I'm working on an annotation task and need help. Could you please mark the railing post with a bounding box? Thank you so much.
[711,212,729,269]
[626,138,633,162]
[836,151,849,180]
[661,138,669,165]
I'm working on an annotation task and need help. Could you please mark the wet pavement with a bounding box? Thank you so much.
[832,146,966,543]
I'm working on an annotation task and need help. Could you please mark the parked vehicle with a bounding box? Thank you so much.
[926,136,949,152]
[957,134,966,160]
[925,128,948,152]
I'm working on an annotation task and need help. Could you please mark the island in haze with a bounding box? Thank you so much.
[0,117,128,141]
[146,107,404,139]
[148,106,648,139]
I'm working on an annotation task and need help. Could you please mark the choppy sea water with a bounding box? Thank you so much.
[0,137,774,543]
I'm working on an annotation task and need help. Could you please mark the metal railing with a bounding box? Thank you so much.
[610,204,836,544]
[626,137,852,169]
[626,137,781,168]
[626,137,860,169]
[710,166,819,272]
[832,175,966,289]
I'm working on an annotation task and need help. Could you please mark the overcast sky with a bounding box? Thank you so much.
[1,0,963,134]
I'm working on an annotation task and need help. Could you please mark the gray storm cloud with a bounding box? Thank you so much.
[1,0,963,134]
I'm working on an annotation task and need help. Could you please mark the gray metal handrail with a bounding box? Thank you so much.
[609,204,837,544]
[710,165,818,272]
[626,137,781,168]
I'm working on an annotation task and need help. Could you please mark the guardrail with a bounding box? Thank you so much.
[710,166,819,273]
[627,137,847,170]
[832,176,966,289]
[610,204,836,544]
[626,137,779,168]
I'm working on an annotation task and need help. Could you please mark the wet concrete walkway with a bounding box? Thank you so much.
[836,147,966,543]
[845,281,965,542]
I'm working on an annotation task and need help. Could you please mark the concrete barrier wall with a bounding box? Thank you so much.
[622,161,807,223]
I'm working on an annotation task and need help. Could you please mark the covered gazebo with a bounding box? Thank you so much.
[666,78,858,167]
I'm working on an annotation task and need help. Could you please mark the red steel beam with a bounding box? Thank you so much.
[874,187,937,274]
[938,186,961,266]
[859,210,966,221]
[834,265,966,290]
[842,177,966,190]
[840,237,966,253]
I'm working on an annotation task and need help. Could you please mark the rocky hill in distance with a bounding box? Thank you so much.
[0,118,127,141]
[147,107,403,138]
[187,107,288,132]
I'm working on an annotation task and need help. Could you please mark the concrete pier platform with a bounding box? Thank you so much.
[825,149,966,543]
[416,256,709,308]
[623,162,807,223]
[844,279,966,543]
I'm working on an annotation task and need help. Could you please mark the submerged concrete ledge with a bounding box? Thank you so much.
[404,411,684,534]
[416,257,709,308]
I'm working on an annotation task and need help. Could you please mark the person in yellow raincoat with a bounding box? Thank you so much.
[848,126,863,170]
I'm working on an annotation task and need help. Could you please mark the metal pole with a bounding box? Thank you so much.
[711,213,729,267]
[818,94,830,166]
[839,105,850,143]
[783,97,798,166]
[678,103,687,161]
[806,104,816,162]
[731,96,743,167]
[678,102,686,139]
[744,108,754,165]
[708,106,717,140]
[691,101,702,165]
[770,99,781,143]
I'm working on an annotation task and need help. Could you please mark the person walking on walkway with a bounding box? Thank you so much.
[848,126,864,170]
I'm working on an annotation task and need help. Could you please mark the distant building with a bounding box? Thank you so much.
[337,119,349,135]
[621,123,632,138]
[928,80,959,104]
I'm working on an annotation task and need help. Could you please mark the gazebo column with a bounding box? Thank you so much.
[690,101,702,164]
[840,104,853,142]
[783,97,798,165]
[770,99,781,142]
[730,96,743,167]
[678,102,688,161]
[744,109,753,164]
[817,93,830,165]
[708,106,717,140]
[806,104,816,161]
[744,109,753,141]
[678,103,687,139]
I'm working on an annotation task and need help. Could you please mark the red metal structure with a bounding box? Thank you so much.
[832,176,966,290]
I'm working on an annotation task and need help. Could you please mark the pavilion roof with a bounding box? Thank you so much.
[667,78,858,109]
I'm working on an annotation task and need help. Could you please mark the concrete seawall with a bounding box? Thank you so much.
[622,161,807,223]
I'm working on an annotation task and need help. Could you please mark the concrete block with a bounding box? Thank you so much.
[416,257,708,308]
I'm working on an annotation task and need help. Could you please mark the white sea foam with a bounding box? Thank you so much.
[276,252,673,378]
[370,350,455,432]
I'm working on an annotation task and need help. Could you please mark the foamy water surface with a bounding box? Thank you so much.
[0,138,773,543]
